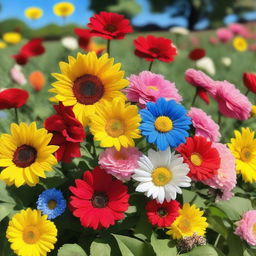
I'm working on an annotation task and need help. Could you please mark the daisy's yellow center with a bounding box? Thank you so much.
[178,218,191,233]
[13,145,37,168]
[151,167,172,186]
[73,74,104,105]
[147,86,158,91]
[190,153,203,166]
[106,119,125,137]
[104,24,117,33]
[240,147,252,162]
[23,226,40,244]
[154,116,173,132]
[253,224,256,236]
[48,200,57,210]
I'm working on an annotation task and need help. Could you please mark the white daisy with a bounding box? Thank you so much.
[132,148,191,203]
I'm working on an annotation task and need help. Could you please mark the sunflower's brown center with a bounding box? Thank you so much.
[48,200,57,210]
[104,24,117,33]
[13,145,37,168]
[241,147,252,162]
[73,74,104,105]
[23,226,40,244]
[105,119,125,137]
[190,153,202,166]
[92,192,108,208]
[157,207,168,217]
[149,48,160,54]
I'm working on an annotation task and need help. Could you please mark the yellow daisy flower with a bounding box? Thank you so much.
[166,203,208,240]
[49,52,128,126]
[227,127,256,183]
[24,7,43,20]
[89,97,141,151]
[233,37,248,52]
[53,2,75,17]
[3,32,22,44]
[251,105,256,117]
[0,122,58,187]
[6,208,57,256]
[0,41,7,49]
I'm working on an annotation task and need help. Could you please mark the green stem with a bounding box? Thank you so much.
[217,111,222,126]
[191,89,197,107]
[14,108,19,123]
[106,39,111,56]
[148,61,154,71]
[245,89,250,96]
[214,233,221,248]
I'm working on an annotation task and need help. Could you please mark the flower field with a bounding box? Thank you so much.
[0,10,256,256]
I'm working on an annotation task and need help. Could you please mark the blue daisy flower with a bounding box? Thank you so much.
[37,188,66,220]
[139,98,191,150]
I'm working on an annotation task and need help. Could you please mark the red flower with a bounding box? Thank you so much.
[134,35,177,63]
[12,53,28,66]
[145,200,180,227]
[88,12,133,40]
[0,88,29,109]
[69,166,129,230]
[44,103,86,163]
[176,136,220,181]
[74,28,92,50]
[243,73,256,93]
[188,48,206,61]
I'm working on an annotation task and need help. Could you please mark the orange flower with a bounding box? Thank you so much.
[29,71,45,92]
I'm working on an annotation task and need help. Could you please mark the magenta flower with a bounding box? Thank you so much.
[235,210,256,246]
[228,23,250,38]
[216,28,234,43]
[214,80,252,120]
[188,107,220,142]
[126,71,182,108]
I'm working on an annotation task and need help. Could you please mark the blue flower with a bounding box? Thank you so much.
[139,98,191,150]
[37,188,66,219]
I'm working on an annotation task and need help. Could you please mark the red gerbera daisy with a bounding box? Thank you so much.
[74,28,92,50]
[0,88,29,110]
[44,103,86,163]
[88,12,133,40]
[243,72,256,93]
[20,38,45,57]
[12,53,28,66]
[145,200,180,228]
[176,136,220,181]
[188,48,206,61]
[69,166,129,230]
[134,35,177,63]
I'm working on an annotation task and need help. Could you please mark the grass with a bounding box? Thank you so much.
[1,30,256,141]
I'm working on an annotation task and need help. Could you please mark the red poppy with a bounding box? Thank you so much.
[44,103,86,163]
[0,88,29,109]
[88,12,133,40]
[145,200,180,227]
[74,28,92,50]
[134,35,177,63]
[69,166,129,230]
[188,48,206,61]
[243,72,256,93]
[20,38,45,57]
[12,53,28,66]
[176,136,220,181]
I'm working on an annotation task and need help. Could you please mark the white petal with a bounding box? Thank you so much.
[164,185,177,200]
[132,176,152,182]
[133,169,151,177]
[156,186,165,203]
[135,182,153,193]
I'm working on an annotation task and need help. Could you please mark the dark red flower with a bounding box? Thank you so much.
[145,200,180,227]
[88,12,133,40]
[176,136,220,181]
[69,166,129,230]
[44,103,86,163]
[188,48,206,61]
[20,38,45,57]
[134,35,177,63]
[74,28,92,50]
[12,53,28,66]
[243,73,256,93]
[0,88,29,109]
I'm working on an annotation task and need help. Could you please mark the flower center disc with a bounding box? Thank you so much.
[149,47,160,54]
[13,145,37,168]
[23,226,40,244]
[190,153,203,166]
[178,218,191,233]
[106,119,125,137]
[241,147,252,162]
[73,74,104,105]
[48,200,57,210]
[152,167,172,186]
[253,224,256,236]
[104,24,117,33]
[157,207,168,217]
[114,151,127,160]
[154,116,173,132]
[92,192,108,208]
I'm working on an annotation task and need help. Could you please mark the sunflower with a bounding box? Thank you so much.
[53,2,75,17]
[90,97,141,151]
[166,203,208,240]
[49,52,128,126]
[228,127,256,183]
[0,122,58,187]
[6,208,57,256]
[24,7,43,20]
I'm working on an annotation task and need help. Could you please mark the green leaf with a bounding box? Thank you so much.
[0,203,15,221]
[57,244,87,256]
[181,245,219,256]
[207,216,228,239]
[134,211,152,240]
[226,233,244,256]
[90,239,111,256]
[182,189,205,208]
[150,232,177,256]
[0,181,15,204]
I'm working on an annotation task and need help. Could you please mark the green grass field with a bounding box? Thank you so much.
[1,30,256,141]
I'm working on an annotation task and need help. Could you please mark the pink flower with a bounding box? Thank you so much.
[214,80,252,120]
[203,143,236,201]
[216,28,234,42]
[10,65,27,85]
[228,23,250,38]
[99,147,142,181]
[126,71,182,108]
[188,107,220,142]
[235,210,256,246]
[185,68,215,104]
[209,36,218,45]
